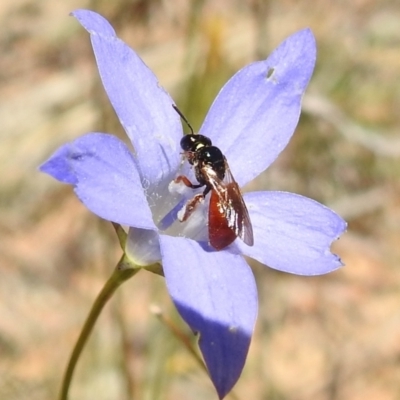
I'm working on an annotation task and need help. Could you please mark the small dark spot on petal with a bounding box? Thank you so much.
[70,152,84,161]
[266,67,275,79]
[70,150,94,161]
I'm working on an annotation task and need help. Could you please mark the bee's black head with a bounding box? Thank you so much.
[180,134,212,152]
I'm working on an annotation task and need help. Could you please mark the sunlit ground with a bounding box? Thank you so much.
[1,0,400,399]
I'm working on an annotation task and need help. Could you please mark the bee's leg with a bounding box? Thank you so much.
[178,183,213,222]
[179,193,204,222]
[175,175,203,189]
[202,184,211,197]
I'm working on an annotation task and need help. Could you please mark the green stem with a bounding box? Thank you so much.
[59,255,139,400]
[114,291,136,399]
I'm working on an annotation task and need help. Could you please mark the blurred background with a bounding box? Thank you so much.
[1,0,400,399]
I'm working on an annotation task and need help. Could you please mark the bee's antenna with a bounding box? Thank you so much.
[172,104,195,135]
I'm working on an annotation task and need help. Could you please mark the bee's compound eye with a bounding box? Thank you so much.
[180,134,196,151]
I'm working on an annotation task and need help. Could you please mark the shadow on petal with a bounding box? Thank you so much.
[173,300,252,399]
[160,235,258,398]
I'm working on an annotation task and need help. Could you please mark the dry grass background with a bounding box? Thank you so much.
[1,0,400,399]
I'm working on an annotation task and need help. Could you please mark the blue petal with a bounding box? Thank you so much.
[160,235,258,399]
[72,9,182,186]
[200,29,316,186]
[239,191,346,275]
[126,227,161,266]
[40,133,155,229]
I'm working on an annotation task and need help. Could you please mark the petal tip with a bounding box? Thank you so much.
[293,27,316,47]
[71,9,116,37]
[284,27,317,70]
[39,145,77,185]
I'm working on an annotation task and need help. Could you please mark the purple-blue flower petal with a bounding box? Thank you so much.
[200,29,316,187]
[72,9,182,186]
[160,235,258,399]
[40,133,155,229]
[240,191,346,275]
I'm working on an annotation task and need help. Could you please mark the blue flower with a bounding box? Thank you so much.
[40,10,346,399]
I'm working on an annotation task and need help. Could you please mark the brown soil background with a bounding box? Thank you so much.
[1,1,400,399]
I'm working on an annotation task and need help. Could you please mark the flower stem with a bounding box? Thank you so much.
[114,291,136,399]
[59,255,139,400]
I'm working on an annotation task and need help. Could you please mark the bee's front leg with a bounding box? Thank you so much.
[174,175,203,189]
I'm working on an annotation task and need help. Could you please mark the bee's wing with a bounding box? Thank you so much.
[203,160,254,250]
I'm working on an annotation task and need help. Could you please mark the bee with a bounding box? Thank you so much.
[173,105,254,250]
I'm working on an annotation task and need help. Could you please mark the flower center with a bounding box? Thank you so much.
[150,177,209,242]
